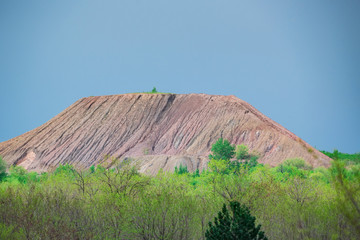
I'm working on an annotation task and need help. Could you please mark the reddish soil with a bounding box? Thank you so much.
[0,94,331,173]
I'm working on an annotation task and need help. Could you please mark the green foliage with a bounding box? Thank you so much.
[309,167,330,182]
[8,166,29,184]
[331,160,360,237]
[248,156,259,168]
[209,140,258,174]
[131,173,200,239]
[206,201,267,240]
[1,152,359,239]
[5,166,41,184]
[151,87,158,93]
[275,158,312,179]
[193,169,200,178]
[0,156,7,182]
[321,149,360,165]
[234,144,260,171]
[236,155,259,170]
[236,144,250,160]
[281,158,312,170]
[0,223,24,239]
[208,159,231,174]
[174,164,189,174]
[209,138,235,160]
[53,164,75,175]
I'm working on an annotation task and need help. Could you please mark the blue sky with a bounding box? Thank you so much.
[1,0,359,153]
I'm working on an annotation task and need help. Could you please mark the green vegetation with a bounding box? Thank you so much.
[209,138,235,160]
[174,163,189,174]
[235,144,250,160]
[321,149,360,165]
[206,201,267,240]
[0,156,7,182]
[209,139,259,171]
[0,142,359,239]
[331,160,360,236]
[139,87,172,94]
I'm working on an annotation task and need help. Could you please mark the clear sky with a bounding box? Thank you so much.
[0,0,359,153]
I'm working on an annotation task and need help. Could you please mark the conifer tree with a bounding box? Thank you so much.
[205,201,267,240]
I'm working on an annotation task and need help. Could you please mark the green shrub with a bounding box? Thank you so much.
[53,164,75,175]
[280,158,312,170]
[275,158,313,179]
[8,166,28,184]
[90,165,95,173]
[236,144,250,160]
[209,138,235,161]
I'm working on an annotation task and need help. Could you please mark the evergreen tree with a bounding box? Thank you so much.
[206,201,267,240]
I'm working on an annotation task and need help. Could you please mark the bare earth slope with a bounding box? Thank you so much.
[0,94,331,173]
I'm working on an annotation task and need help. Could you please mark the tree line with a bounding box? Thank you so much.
[0,138,359,239]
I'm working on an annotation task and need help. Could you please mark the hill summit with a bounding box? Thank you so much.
[0,93,331,173]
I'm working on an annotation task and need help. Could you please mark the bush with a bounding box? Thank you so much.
[236,144,250,160]
[8,166,28,184]
[248,156,259,168]
[275,158,313,179]
[206,201,267,240]
[209,138,235,161]
[280,158,312,170]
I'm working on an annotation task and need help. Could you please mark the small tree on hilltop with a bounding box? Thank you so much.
[151,87,158,93]
[209,138,235,161]
[206,201,267,240]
